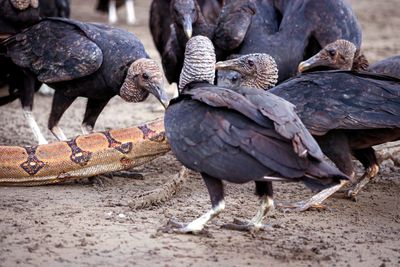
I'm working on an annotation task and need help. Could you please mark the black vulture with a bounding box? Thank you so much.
[39,0,70,18]
[216,0,362,84]
[1,18,168,144]
[216,53,400,205]
[96,0,136,25]
[150,0,221,84]
[164,36,348,233]
[298,39,369,73]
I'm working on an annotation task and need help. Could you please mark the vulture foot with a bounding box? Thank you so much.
[222,218,272,232]
[346,164,379,201]
[277,180,348,212]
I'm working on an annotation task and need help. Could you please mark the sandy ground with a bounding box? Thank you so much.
[0,0,400,266]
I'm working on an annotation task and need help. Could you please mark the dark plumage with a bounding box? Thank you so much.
[0,0,40,36]
[216,0,362,84]
[1,18,168,143]
[150,0,221,84]
[370,55,400,78]
[216,54,400,203]
[164,36,348,233]
[39,0,70,18]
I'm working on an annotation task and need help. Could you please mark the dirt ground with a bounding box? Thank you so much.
[1,0,400,266]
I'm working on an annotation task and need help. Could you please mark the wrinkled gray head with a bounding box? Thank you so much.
[10,0,38,10]
[171,0,198,39]
[215,53,278,90]
[298,39,357,72]
[179,35,216,91]
[120,58,169,108]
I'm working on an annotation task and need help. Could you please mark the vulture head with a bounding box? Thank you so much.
[10,0,38,10]
[179,35,216,91]
[216,53,278,90]
[298,39,369,73]
[171,0,199,39]
[120,58,169,108]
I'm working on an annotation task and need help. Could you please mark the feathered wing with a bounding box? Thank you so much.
[185,83,325,160]
[270,71,400,135]
[165,99,309,181]
[370,55,400,79]
[3,19,103,83]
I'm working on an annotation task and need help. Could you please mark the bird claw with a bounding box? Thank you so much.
[221,218,271,232]
[158,219,211,236]
[276,201,327,213]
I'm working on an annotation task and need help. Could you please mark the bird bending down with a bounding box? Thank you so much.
[164,36,349,234]
[216,53,400,206]
[1,18,168,143]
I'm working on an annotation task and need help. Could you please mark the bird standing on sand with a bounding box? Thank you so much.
[1,18,168,144]
[216,53,400,204]
[164,36,349,233]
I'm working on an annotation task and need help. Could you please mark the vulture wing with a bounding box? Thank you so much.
[3,19,103,83]
[184,83,325,160]
[270,71,400,135]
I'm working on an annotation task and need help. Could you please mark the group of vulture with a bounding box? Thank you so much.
[1,0,399,234]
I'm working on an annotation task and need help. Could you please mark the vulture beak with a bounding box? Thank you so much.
[149,84,169,109]
[298,55,323,73]
[182,15,193,39]
[215,58,242,73]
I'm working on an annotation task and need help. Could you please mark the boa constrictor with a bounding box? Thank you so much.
[0,118,172,186]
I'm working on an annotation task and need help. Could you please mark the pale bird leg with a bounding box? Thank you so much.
[108,0,118,24]
[277,180,348,212]
[38,84,54,96]
[23,108,48,145]
[166,200,225,234]
[50,125,67,141]
[347,164,380,201]
[222,195,274,231]
[81,123,93,135]
[125,0,136,25]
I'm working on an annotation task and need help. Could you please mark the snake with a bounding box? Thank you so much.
[0,118,172,186]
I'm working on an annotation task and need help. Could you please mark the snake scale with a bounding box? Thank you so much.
[0,118,172,186]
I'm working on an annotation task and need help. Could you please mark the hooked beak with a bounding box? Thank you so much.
[182,15,193,39]
[149,84,169,109]
[215,58,242,73]
[298,55,324,73]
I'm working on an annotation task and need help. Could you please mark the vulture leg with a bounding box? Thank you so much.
[125,0,136,25]
[21,75,47,145]
[81,98,110,134]
[279,180,348,212]
[108,0,118,24]
[48,91,77,141]
[278,133,353,212]
[223,181,274,232]
[163,173,225,234]
[347,147,380,201]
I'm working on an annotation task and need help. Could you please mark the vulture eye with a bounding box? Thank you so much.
[247,59,255,67]
[327,49,336,57]
[232,75,238,82]
[142,73,149,80]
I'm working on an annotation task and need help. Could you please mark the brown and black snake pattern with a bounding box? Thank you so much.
[0,118,171,186]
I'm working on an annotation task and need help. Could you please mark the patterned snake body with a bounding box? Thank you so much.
[0,119,170,186]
